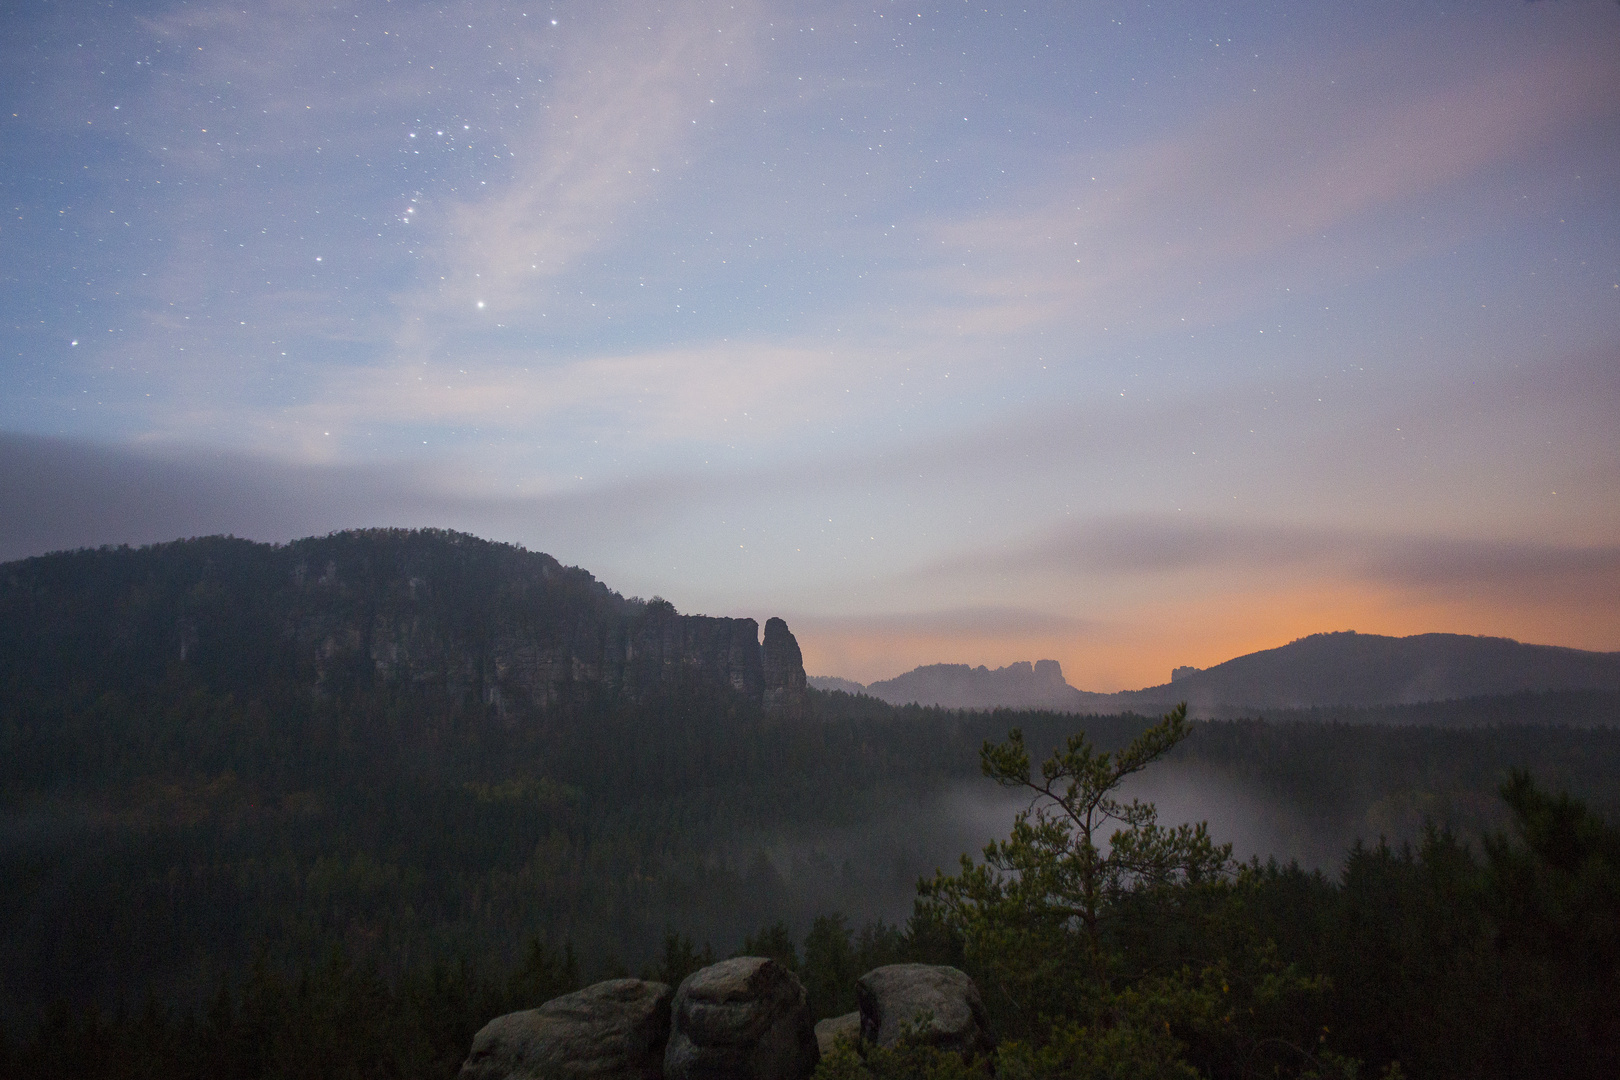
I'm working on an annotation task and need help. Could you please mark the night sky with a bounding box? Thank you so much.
[3,1,1618,690]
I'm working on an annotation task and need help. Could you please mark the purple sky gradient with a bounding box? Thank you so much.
[4,1,1617,688]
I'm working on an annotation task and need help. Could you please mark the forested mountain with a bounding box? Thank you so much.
[0,530,831,1020]
[2,532,1618,1078]
[820,630,1620,714]
[0,528,810,724]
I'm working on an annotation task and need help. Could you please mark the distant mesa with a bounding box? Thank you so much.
[811,630,1620,715]
[812,659,1087,712]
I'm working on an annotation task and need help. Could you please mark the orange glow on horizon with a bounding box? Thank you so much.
[795,581,1620,693]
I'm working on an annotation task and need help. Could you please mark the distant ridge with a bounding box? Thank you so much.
[812,631,1620,714]
[813,660,1087,711]
[1115,631,1620,712]
[807,675,869,697]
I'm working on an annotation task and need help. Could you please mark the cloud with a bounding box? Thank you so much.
[930,513,1620,606]
[795,606,1096,639]
[0,425,884,565]
[420,1,763,323]
[790,607,1102,688]
[8,431,1615,693]
[13,0,773,446]
[97,331,1620,568]
[0,433,413,562]
[252,340,859,460]
[0,430,735,564]
[1362,536,1620,601]
[906,26,1620,336]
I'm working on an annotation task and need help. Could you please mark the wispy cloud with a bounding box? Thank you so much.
[30,0,782,455]
[6,427,1616,689]
[6,1,1618,688]
[795,606,1096,639]
[271,339,855,455]
[907,29,1620,337]
[423,2,762,321]
[930,514,1620,607]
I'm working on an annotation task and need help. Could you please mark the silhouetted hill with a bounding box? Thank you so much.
[818,632,1620,714]
[5,532,1620,1052]
[807,675,867,696]
[0,529,809,730]
[1108,631,1620,713]
[843,659,1088,710]
[0,530,827,1019]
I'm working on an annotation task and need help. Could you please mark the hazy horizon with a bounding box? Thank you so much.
[4,1,1617,690]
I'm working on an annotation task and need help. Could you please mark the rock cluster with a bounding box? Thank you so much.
[460,978,673,1080]
[664,957,818,1080]
[460,960,991,1080]
[856,964,994,1058]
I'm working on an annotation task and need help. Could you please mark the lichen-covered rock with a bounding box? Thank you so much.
[664,957,818,1080]
[459,978,672,1080]
[813,1012,861,1057]
[855,964,993,1058]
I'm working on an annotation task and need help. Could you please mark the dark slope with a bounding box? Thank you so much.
[818,632,1620,714]
[0,528,809,731]
[3,533,1620,1050]
[0,530,826,1019]
[1112,630,1620,712]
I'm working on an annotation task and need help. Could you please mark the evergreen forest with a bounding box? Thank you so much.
[1,534,1616,1077]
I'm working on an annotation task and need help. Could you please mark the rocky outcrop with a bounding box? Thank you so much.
[664,957,818,1080]
[812,1013,859,1057]
[761,618,809,719]
[855,964,993,1059]
[458,964,995,1080]
[459,978,673,1080]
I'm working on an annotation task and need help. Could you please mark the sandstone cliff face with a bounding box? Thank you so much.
[761,617,809,719]
[292,532,811,715]
[2,529,810,718]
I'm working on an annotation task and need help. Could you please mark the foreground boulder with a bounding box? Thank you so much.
[855,964,993,1058]
[813,1012,860,1057]
[664,957,818,1080]
[460,978,673,1080]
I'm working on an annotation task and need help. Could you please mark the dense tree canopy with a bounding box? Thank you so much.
[2,534,1618,1076]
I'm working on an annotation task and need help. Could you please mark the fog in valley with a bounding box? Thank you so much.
[737,761,1359,941]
